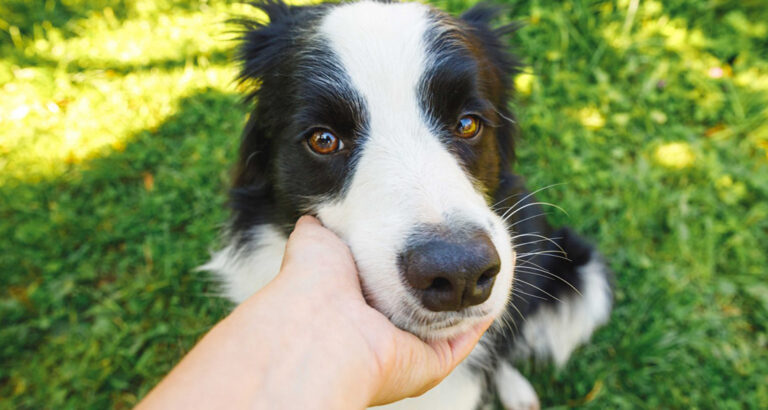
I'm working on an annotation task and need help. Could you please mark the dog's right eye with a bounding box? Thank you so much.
[455,115,482,139]
[307,129,343,155]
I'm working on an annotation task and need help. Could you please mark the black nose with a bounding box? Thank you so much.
[400,230,501,312]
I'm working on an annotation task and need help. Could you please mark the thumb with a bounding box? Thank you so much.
[437,317,495,368]
[369,317,494,406]
[423,318,494,391]
[278,215,360,290]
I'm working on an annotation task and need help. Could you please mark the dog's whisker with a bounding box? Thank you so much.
[516,257,566,279]
[497,309,519,334]
[511,278,564,304]
[502,201,570,222]
[510,232,553,240]
[518,249,568,257]
[507,300,527,324]
[244,150,260,168]
[505,211,551,229]
[490,191,526,209]
[510,287,549,301]
[498,183,566,220]
[514,262,562,279]
[493,107,517,125]
[514,267,582,296]
[514,268,557,282]
[517,251,572,262]
[508,291,530,306]
[512,238,561,249]
[510,232,567,255]
[515,264,559,278]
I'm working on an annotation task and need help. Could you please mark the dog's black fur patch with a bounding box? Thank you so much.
[231,2,371,239]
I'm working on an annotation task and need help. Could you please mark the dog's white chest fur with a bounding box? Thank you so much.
[199,225,287,303]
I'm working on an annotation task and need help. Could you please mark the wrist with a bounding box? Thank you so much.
[236,283,376,409]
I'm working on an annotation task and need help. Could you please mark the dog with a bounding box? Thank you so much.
[201,1,613,408]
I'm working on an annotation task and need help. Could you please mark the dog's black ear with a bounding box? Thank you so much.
[233,0,299,101]
[231,0,299,191]
[460,3,522,84]
[460,3,523,167]
[229,0,312,233]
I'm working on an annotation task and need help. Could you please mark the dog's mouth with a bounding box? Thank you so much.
[366,286,501,340]
[397,307,493,341]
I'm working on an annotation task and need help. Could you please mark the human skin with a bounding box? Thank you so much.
[137,216,492,409]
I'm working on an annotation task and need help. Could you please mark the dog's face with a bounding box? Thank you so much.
[233,0,520,340]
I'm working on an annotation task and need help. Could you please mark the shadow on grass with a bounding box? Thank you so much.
[0,88,245,408]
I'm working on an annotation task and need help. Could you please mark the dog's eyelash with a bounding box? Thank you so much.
[475,115,499,129]
[459,111,499,129]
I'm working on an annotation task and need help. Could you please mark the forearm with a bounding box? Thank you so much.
[138,284,373,410]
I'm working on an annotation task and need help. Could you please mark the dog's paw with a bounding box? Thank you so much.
[494,362,540,410]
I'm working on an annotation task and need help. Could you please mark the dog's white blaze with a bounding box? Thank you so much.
[200,225,287,303]
[517,252,613,366]
[317,1,514,338]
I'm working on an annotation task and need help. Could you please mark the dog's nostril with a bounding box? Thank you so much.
[428,277,453,293]
[476,267,498,287]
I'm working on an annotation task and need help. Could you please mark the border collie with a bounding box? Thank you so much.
[201,1,613,408]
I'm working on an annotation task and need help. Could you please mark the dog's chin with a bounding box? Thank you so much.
[410,315,491,341]
[390,307,496,341]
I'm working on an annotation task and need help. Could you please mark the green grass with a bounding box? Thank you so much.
[1,0,767,408]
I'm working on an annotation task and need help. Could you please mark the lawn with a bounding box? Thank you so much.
[1,0,767,408]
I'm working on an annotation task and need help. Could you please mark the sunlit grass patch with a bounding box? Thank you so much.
[514,72,534,96]
[0,65,236,182]
[576,106,606,130]
[653,142,695,169]
[0,2,244,184]
[26,5,236,69]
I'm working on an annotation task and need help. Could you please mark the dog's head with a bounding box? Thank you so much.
[231,0,521,340]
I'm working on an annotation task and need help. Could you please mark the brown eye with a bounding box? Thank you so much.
[455,115,482,139]
[307,129,342,155]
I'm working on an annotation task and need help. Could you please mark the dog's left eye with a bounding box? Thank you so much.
[455,115,482,139]
[307,129,343,155]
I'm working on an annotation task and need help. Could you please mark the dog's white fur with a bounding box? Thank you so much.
[313,1,515,340]
[200,225,287,303]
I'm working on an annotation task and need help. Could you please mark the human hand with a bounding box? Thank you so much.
[261,216,493,406]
